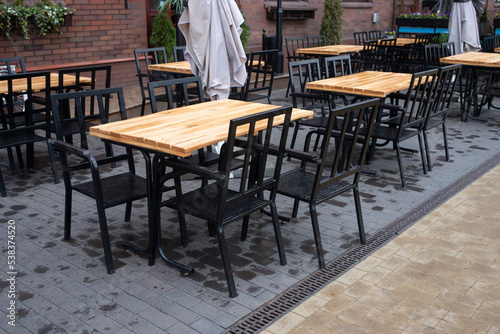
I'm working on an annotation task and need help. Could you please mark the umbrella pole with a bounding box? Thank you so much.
[276,0,284,74]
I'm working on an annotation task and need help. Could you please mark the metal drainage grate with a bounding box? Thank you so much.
[226,152,500,334]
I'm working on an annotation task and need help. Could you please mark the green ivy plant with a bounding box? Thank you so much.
[320,0,343,45]
[0,0,75,41]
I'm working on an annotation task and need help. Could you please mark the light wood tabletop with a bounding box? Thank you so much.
[306,71,413,98]
[148,61,193,75]
[495,47,500,53]
[90,99,314,157]
[440,52,500,68]
[296,45,363,56]
[0,72,92,95]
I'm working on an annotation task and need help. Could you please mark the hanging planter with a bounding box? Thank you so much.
[0,0,75,42]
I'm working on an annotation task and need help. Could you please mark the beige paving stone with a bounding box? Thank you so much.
[402,259,442,276]
[439,289,482,309]
[462,268,500,285]
[371,244,400,260]
[444,311,491,333]
[488,326,500,334]
[357,294,400,313]
[401,225,427,239]
[293,295,330,318]
[457,248,497,267]
[436,320,481,334]
[454,233,492,250]
[394,284,438,304]
[469,263,500,279]
[376,272,409,291]
[360,266,392,284]
[343,280,375,299]
[389,235,417,249]
[421,225,460,239]
[431,295,477,317]
[356,315,402,334]
[326,316,371,334]
[336,267,367,285]
[428,238,464,253]
[354,256,384,272]
[403,322,444,334]
[297,310,338,333]
[368,285,408,305]
[396,242,426,259]
[446,220,488,236]
[479,300,500,314]
[402,297,448,319]
[286,328,310,334]
[366,306,411,330]
[321,294,356,315]
[314,281,348,301]
[395,306,441,328]
[404,277,443,296]
[337,301,373,324]
[265,312,306,334]
[427,274,471,295]
[380,254,408,271]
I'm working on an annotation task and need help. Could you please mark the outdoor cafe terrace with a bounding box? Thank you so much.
[0,81,499,333]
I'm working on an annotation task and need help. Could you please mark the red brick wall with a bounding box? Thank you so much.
[0,0,149,87]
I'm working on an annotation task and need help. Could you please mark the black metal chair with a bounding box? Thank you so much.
[274,99,379,268]
[237,49,278,104]
[368,30,382,41]
[367,69,439,188]
[0,71,60,197]
[307,35,326,47]
[173,46,186,62]
[134,47,170,116]
[440,41,456,57]
[287,59,333,151]
[353,31,368,45]
[159,105,294,297]
[148,76,205,112]
[423,64,462,171]
[0,56,26,75]
[51,87,149,274]
[285,37,308,97]
[424,44,442,69]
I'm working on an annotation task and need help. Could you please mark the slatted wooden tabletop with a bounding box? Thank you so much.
[306,71,413,98]
[440,52,500,68]
[296,45,363,56]
[495,47,500,53]
[379,38,415,46]
[148,61,193,75]
[0,73,92,94]
[90,99,314,157]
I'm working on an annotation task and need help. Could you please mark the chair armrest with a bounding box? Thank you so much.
[53,140,91,159]
[162,157,225,181]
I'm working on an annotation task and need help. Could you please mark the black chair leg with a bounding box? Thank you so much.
[442,122,450,162]
[292,199,300,218]
[7,147,16,170]
[241,215,250,241]
[423,130,432,172]
[140,99,146,116]
[0,169,6,197]
[309,203,325,269]
[124,202,132,222]
[418,132,427,175]
[395,143,406,189]
[64,188,73,240]
[270,202,287,266]
[96,205,115,274]
[46,139,60,184]
[216,225,238,297]
[353,186,366,244]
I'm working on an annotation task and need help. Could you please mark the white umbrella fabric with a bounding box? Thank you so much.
[178,0,247,100]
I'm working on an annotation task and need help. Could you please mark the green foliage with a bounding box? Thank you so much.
[438,33,449,45]
[149,12,176,62]
[0,0,74,41]
[479,7,488,23]
[240,12,250,52]
[320,0,343,45]
[158,0,184,14]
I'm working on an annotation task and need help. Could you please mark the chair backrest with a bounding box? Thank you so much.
[368,30,382,41]
[0,71,51,137]
[0,57,26,75]
[307,35,326,47]
[173,46,186,62]
[440,42,456,57]
[428,64,462,122]
[397,68,439,132]
[324,54,352,78]
[285,37,307,62]
[134,47,169,98]
[287,59,324,109]
[216,105,293,223]
[148,76,205,113]
[482,35,500,52]
[50,87,127,149]
[424,44,441,68]
[242,49,278,103]
[353,31,368,45]
[310,99,379,198]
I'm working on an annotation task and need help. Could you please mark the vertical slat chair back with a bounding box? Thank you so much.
[324,54,352,78]
[147,76,205,113]
[288,59,324,109]
[440,42,456,57]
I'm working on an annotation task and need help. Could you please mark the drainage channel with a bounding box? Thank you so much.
[226,152,500,334]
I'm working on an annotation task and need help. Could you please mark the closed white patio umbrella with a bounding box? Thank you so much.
[179,0,247,100]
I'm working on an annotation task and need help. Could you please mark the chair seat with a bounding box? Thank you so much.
[73,173,148,208]
[164,183,271,224]
[366,124,419,142]
[277,169,351,203]
[0,131,47,148]
[299,116,329,128]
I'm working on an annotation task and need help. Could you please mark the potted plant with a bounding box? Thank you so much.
[396,11,450,28]
[0,0,75,41]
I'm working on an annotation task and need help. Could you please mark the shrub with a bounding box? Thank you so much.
[320,0,343,45]
[149,12,176,62]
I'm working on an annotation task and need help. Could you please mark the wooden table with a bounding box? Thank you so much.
[0,72,92,94]
[148,61,193,75]
[296,45,363,56]
[378,38,415,47]
[306,71,413,98]
[90,99,313,271]
[494,47,500,53]
[441,52,500,121]
[91,99,313,157]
